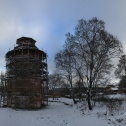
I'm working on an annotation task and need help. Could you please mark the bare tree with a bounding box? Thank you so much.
[56,17,122,110]
[48,71,65,99]
[115,55,126,93]
[64,33,86,100]
[55,49,77,104]
[115,55,126,77]
[118,76,126,93]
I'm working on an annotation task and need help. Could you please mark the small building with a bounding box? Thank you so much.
[106,85,118,94]
[5,37,48,109]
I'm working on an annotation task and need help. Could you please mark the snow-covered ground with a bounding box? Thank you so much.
[0,95,126,126]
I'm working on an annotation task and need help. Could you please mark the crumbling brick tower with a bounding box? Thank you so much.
[5,37,48,109]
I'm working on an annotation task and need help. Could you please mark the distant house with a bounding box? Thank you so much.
[106,85,118,94]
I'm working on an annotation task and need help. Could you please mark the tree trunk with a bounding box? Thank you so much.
[87,90,92,110]
[69,75,77,104]
[71,86,77,104]
[73,97,77,104]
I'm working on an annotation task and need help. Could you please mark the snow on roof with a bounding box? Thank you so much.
[111,87,118,90]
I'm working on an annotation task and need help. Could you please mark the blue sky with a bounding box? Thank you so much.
[0,0,126,77]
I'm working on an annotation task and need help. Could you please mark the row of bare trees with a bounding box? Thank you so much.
[48,71,70,99]
[115,55,126,93]
[51,17,123,110]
